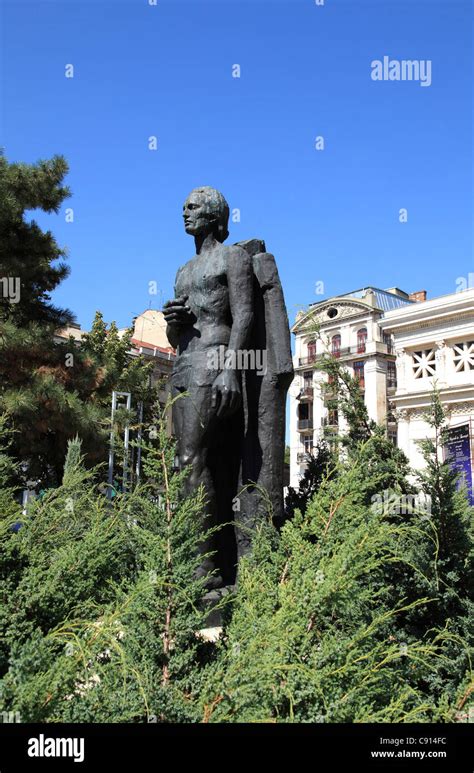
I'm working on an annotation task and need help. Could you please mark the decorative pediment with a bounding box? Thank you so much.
[292,300,373,332]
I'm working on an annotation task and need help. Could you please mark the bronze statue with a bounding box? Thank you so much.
[163,187,293,590]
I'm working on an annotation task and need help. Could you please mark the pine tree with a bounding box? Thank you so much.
[0,392,471,723]
[317,349,413,504]
[285,439,335,519]
[0,400,218,722]
[62,436,83,486]
[398,389,474,709]
[0,151,73,329]
[200,453,462,723]
[0,152,155,486]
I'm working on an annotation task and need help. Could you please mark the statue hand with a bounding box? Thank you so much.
[211,368,241,418]
[163,296,196,326]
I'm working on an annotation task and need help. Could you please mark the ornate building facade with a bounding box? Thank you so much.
[380,288,474,478]
[289,287,415,487]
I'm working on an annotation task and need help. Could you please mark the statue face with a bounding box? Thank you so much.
[182,191,215,238]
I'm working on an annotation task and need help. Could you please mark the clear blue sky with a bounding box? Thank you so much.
[1,0,472,333]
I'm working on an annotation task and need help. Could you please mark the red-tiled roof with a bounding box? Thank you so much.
[130,337,175,355]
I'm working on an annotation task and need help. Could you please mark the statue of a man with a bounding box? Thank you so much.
[163,187,254,588]
[164,187,293,590]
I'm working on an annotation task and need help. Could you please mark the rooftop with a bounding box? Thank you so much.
[309,286,415,313]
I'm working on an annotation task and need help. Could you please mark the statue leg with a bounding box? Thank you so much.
[172,384,222,588]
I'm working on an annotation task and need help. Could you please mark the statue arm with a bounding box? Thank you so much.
[210,246,254,417]
[226,246,254,356]
[163,267,194,350]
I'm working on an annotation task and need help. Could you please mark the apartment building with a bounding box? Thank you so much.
[289,287,417,487]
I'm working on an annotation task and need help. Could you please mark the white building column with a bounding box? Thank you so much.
[289,364,301,488]
[340,323,351,350]
[434,340,448,387]
[364,358,387,424]
[395,348,409,394]
[396,409,411,460]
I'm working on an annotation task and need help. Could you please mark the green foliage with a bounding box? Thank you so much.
[0,403,213,722]
[0,150,73,329]
[0,153,155,486]
[285,439,335,518]
[399,390,474,707]
[199,453,471,723]
[0,385,471,723]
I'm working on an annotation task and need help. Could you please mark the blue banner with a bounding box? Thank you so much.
[444,424,473,506]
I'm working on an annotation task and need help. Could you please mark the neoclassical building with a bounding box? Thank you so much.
[380,288,474,476]
[289,287,416,487]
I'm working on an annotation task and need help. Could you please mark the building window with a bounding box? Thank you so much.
[303,371,313,389]
[357,327,367,353]
[387,427,397,446]
[307,340,317,362]
[298,403,309,421]
[328,408,338,426]
[452,341,474,372]
[412,349,436,379]
[353,360,365,388]
[303,436,314,454]
[331,334,341,358]
[298,401,313,431]
[383,332,392,352]
[387,361,397,388]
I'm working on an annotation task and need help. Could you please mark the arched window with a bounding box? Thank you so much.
[357,327,367,353]
[331,334,341,358]
[307,340,316,362]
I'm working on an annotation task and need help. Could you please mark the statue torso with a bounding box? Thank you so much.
[175,245,232,353]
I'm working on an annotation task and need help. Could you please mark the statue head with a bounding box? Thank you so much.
[183,187,229,243]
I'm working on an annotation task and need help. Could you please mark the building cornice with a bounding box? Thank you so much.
[389,384,474,411]
[380,290,474,334]
[292,299,380,334]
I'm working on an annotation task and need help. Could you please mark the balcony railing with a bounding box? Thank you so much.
[297,419,313,431]
[298,387,314,400]
[297,342,394,366]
